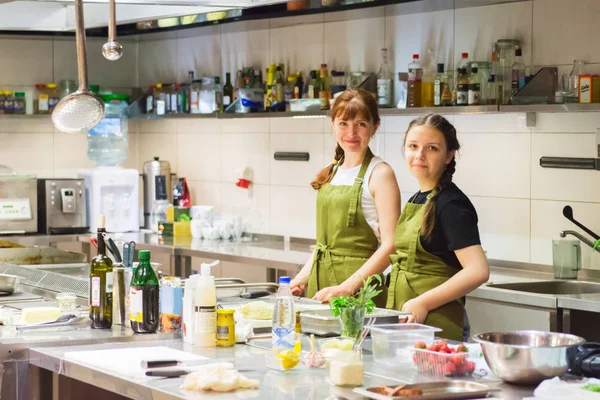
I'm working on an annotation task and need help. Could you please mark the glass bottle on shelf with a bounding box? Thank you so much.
[319,64,331,111]
[488,46,499,105]
[90,215,113,329]
[468,64,480,105]
[13,92,25,115]
[377,48,393,108]
[456,68,469,106]
[223,72,233,109]
[274,66,286,111]
[234,70,245,101]
[214,76,223,112]
[441,69,453,106]
[407,54,423,108]
[433,63,445,107]
[511,45,526,97]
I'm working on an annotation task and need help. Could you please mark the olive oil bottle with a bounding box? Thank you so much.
[130,250,159,333]
[89,215,113,329]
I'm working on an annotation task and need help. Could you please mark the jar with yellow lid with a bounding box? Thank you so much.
[47,83,59,113]
[216,309,235,347]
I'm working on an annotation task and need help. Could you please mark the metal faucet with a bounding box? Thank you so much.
[560,230,600,252]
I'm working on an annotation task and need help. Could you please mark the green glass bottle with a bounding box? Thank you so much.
[223,72,234,109]
[130,250,159,333]
[89,215,113,329]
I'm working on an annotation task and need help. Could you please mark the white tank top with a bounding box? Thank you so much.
[329,156,384,241]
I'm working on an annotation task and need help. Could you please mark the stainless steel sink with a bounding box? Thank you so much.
[488,280,600,295]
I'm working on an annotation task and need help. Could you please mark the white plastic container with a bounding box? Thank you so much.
[369,323,441,367]
[182,274,200,344]
[194,261,219,347]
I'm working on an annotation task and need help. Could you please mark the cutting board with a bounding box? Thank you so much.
[64,346,208,379]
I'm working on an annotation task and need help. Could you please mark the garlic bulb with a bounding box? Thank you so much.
[302,334,325,368]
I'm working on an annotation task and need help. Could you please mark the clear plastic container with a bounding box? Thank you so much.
[56,292,77,311]
[199,77,215,114]
[370,323,441,366]
[413,345,474,377]
[88,94,130,166]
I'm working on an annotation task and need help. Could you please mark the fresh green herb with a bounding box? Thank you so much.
[329,274,383,317]
[593,240,600,252]
[583,383,600,393]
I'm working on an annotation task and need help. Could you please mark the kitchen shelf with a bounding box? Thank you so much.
[3,103,600,122]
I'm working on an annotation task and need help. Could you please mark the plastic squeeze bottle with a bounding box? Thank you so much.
[194,260,219,347]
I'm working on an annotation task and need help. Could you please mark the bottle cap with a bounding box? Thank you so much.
[279,276,291,285]
[462,52,469,58]
[413,54,419,59]
[437,63,444,73]
[98,214,106,229]
[139,250,151,261]
[201,260,220,276]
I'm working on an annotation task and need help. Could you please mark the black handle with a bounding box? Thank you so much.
[240,291,271,299]
[102,233,122,263]
[141,359,181,369]
[274,152,310,161]
[563,206,600,240]
[145,369,189,378]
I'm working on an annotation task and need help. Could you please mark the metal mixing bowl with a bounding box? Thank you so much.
[0,273,19,293]
[473,330,585,385]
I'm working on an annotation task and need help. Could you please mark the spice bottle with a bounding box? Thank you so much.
[13,92,25,115]
[34,84,49,114]
[47,84,59,113]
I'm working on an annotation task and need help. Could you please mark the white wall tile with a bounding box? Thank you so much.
[177,133,221,181]
[220,21,270,77]
[270,117,325,134]
[53,132,94,177]
[270,134,323,186]
[533,0,600,66]
[532,113,600,133]
[454,113,529,133]
[531,199,600,270]
[187,180,222,210]
[269,185,316,238]
[176,26,221,83]
[270,22,324,77]
[176,118,221,134]
[0,133,53,177]
[0,117,53,134]
[386,8,454,105]
[471,196,530,263]
[0,38,53,86]
[323,16,385,73]
[453,133,530,198]
[137,133,178,172]
[221,118,269,133]
[138,40,178,88]
[221,134,270,184]
[531,133,600,202]
[53,38,138,88]
[220,183,270,233]
[137,119,177,134]
[454,1,533,67]
[384,134,419,193]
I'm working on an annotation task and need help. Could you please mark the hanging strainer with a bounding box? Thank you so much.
[52,0,104,134]
[102,0,123,61]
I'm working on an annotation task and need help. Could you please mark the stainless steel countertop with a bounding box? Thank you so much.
[29,339,535,400]
[6,232,600,312]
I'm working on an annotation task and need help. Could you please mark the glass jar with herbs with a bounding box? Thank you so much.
[4,91,14,114]
[34,84,49,114]
[330,275,383,341]
[59,79,77,99]
[0,91,5,115]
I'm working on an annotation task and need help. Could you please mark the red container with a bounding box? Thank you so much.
[412,347,474,377]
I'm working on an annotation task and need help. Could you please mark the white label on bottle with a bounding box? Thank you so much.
[308,85,314,99]
[156,100,165,115]
[195,306,216,334]
[377,79,391,105]
[146,96,153,111]
[39,96,49,111]
[434,81,442,106]
[223,96,231,106]
[105,272,113,293]
[91,277,100,307]
[130,287,143,323]
[170,94,177,111]
[191,92,199,109]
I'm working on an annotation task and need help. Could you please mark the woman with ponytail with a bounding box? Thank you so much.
[387,114,489,341]
[290,88,401,306]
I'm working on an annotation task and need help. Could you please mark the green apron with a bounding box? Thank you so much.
[386,194,464,341]
[306,149,387,307]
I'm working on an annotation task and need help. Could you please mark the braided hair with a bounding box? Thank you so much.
[404,114,460,239]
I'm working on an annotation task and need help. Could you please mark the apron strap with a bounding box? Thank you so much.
[346,149,374,227]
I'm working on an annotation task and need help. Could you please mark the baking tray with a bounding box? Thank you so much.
[354,381,499,400]
[299,308,411,336]
[0,247,86,265]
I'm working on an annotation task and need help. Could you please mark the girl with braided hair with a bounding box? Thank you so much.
[386,114,489,341]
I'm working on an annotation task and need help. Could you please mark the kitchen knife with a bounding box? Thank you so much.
[145,367,254,378]
[217,291,272,301]
[128,241,136,267]
[102,233,122,263]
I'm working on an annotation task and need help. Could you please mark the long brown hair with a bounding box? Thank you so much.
[311,88,380,190]
[404,114,460,239]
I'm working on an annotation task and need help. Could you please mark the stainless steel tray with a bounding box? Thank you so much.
[354,381,499,400]
[299,308,411,336]
[0,247,86,265]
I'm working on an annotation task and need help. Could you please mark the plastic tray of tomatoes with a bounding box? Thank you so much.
[412,339,476,377]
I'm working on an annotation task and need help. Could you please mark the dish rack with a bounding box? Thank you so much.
[0,262,88,298]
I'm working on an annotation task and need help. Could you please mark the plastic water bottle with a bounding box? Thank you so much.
[88,94,130,166]
[272,276,296,353]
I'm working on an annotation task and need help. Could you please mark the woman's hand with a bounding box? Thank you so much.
[402,298,429,324]
[290,276,308,296]
[312,285,353,303]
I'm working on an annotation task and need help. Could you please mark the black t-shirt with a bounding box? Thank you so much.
[408,182,481,270]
